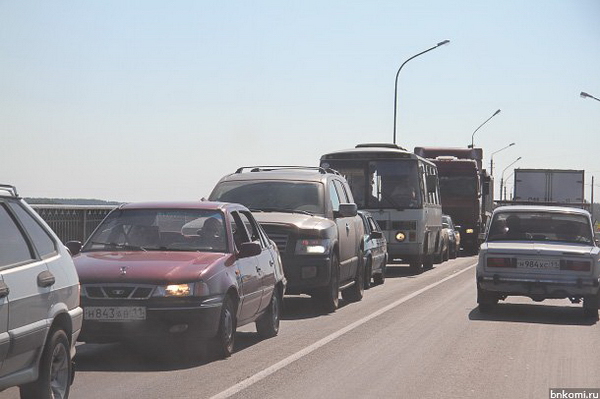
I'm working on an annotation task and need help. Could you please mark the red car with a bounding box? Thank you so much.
[67,201,286,358]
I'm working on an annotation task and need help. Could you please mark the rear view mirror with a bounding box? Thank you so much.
[370,231,383,239]
[337,203,358,218]
[65,241,82,256]
[238,242,261,258]
[426,175,438,193]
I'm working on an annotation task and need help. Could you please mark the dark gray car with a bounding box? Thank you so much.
[209,167,365,312]
[358,210,388,288]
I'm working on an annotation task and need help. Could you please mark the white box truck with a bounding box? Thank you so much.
[513,169,585,205]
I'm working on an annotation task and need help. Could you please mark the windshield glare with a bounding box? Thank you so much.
[487,211,593,244]
[83,209,228,252]
[210,181,325,215]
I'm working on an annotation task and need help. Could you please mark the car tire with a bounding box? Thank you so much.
[423,253,434,270]
[342,254,365,303]
[315,253,340,313]
[409,257,424,275]
[363,257,372,290]
[449,245,457,259]
[583,292,600,319]
[256,290,281,339]
[477,285,498,313]
[207,295,237,359]
[443,243,450,262]
[373,256,387,285]
[434,246,443,264]
[20,329,72,399]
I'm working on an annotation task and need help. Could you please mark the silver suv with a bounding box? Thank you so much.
[0,185,82,399]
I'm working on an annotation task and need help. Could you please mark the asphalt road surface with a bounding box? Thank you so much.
[4,255,600,398]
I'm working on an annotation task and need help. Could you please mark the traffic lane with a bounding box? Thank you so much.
[0,256,480,399]
[222,262,600,399]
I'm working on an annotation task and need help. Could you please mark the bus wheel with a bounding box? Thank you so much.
[423,254,434,270]
[409,257,424,274]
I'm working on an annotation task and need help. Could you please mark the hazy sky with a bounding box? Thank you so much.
[2,1,599,202]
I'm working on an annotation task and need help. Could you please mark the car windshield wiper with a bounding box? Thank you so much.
[89,241,148,252]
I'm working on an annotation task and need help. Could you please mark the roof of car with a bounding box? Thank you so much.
[493,205,591,216]
[118,201,239,211]
[219,166,339,183]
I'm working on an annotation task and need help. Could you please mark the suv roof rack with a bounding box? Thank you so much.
[234,166,341,175]
[355,143,407,151]
[0,184,19,197]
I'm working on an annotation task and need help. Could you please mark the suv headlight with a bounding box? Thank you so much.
[295,238,331,255]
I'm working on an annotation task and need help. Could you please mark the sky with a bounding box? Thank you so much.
[1,1,600,203]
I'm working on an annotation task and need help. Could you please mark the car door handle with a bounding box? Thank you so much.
[37,271,55,288]
[256,266,262,273]
[346,223,350,233]
[0,281,9,298]
[269,261,274,266]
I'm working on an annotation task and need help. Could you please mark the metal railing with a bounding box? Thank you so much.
[32,205,116,243]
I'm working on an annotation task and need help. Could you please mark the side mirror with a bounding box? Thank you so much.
[370,231,383,239]
[454,225,462,231]
[337,203,358,218]
[65,241,83,256]
[238,242,261,258]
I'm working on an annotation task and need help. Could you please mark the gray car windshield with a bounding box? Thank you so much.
[487,211,593,244]
[210,181,325,215]
[83,209,228,252]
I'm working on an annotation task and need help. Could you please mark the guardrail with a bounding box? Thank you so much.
[31,205,116,244]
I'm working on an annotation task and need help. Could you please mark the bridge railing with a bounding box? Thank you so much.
[31,205,117,244]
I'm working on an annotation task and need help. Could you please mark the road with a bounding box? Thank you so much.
[4,255,600,398]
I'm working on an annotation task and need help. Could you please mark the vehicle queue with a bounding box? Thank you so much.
[2,142,596,399]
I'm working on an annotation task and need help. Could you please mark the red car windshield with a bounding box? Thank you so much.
[83,209,229,253]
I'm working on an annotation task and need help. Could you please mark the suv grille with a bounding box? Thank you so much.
[84,285,154,299]
[265,233,289,253]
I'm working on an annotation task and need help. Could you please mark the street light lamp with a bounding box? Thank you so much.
[580,91,600,102]
[490,142,515,176]
[500,156,522,201]
[469,109,501,149]
[393,40,450,144]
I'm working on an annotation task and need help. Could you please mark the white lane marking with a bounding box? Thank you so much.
[210,263,476,399]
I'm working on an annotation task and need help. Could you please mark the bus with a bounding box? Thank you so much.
[320,143,443,274]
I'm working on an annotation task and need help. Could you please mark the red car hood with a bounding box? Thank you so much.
[74,251,229,284]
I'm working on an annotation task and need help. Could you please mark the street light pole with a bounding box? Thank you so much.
[500,156,522,201]
[393,40,450,144]
[490,142,515,176]
[469,109,501,149]
[581,91,600,102]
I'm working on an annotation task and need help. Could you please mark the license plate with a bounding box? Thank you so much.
[516,258,560,270]
[84,306,146,321]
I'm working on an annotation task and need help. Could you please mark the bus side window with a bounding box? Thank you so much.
[419,164,429,205]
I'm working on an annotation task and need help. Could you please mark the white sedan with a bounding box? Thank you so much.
[476,205,600,318]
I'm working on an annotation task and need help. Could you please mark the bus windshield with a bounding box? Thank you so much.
[324,159,422,209]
